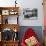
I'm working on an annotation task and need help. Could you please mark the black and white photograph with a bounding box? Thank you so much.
[23,8,38,19]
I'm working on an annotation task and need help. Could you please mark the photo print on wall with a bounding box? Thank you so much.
[23,8,38,20]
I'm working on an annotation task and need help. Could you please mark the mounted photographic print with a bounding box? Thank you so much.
[1,28,13,41]
[2,10,9,15]
[23,8,38,20]
[9,10,17,15]
[8,16,18,24]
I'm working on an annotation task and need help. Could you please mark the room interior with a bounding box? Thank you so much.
[0,0,45,46]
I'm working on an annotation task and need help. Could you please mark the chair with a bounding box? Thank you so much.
[21,28,41,46]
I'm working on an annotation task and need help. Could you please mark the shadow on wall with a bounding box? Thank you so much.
[18,26,43,44]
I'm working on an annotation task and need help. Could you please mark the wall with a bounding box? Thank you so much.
[17,0,44,26]
[0,0,44,26]
[0,0,15,7]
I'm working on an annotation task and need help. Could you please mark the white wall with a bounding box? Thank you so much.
[0,0,44,26]
[0,0,15,7]
[17,0,44,26]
